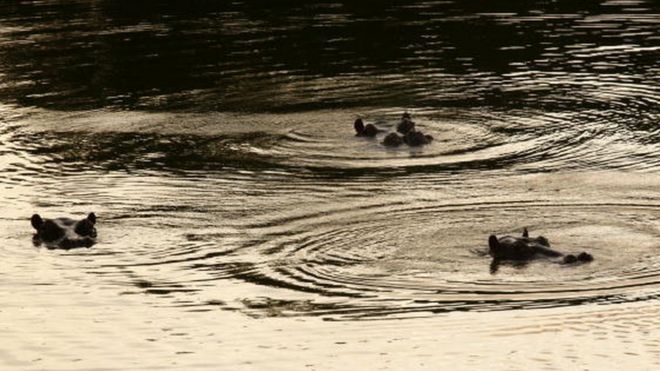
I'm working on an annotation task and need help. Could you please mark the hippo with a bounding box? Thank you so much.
[397,113,415,134]
[354,118,378,137]
[403,131,434,146]
[354,113,434,147]
[31,213,97,249]
[488,228,593,266]
[382,113,433,147]
[382,132,404,147]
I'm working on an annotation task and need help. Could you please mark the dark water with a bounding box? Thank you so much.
[1,0,659,368]
[1,0,659,113]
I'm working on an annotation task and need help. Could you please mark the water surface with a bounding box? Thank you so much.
[1,0,659,369]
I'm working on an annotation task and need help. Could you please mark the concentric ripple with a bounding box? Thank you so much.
[1,0,659,325]
[225,190,660,320]
[2,103,660,320]
[13,95,660,173]
[1,1,660,368]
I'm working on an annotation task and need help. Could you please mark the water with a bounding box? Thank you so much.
[1,0,659,369]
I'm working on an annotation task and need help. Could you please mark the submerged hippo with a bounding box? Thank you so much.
[31,213,97,249]
[382,132,404,147]
[381,113,434,147]
[396,113,415,134]
[383,131,434,147]
[403,130,434,146]
[354,118,378,137]
[488,228,593,265]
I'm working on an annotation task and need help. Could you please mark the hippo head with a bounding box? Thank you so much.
[354,118,377,137]
[396,118,415,135]
[31,213,97,249]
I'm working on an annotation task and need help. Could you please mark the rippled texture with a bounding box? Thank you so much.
[1,0,659,112]
[1,0,659,369]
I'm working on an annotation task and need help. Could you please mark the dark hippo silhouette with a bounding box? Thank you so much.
[403,131,434,146]
[31,213,97,249]
[488,228,592,271]
[382,132,403,147]
[354,113,434,147]
[354,118,378,137]
[397,113,415,134]
[388,113,434,147]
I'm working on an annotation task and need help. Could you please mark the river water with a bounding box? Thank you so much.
[1,0,659,369]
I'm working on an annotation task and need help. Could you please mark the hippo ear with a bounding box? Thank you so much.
[87,212,96,225]
[522,228,529,238]
[31,214,44,230]
[488,235,499,250]
[354,118,364,134]
[537,236,550,247]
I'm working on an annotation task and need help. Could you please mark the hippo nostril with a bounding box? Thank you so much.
[59,239,74,249]
[577,252,593,262]
[59,237,94,249]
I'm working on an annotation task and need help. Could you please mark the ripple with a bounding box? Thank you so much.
[0,1,659,367]
[2,106,659,321]
[199,191,660,320]
[8,99,660,175]
[6,118,659,320]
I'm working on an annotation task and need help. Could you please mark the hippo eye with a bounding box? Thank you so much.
[75,220,96,237]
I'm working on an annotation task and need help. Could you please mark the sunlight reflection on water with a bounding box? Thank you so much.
[0,0,659,369]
